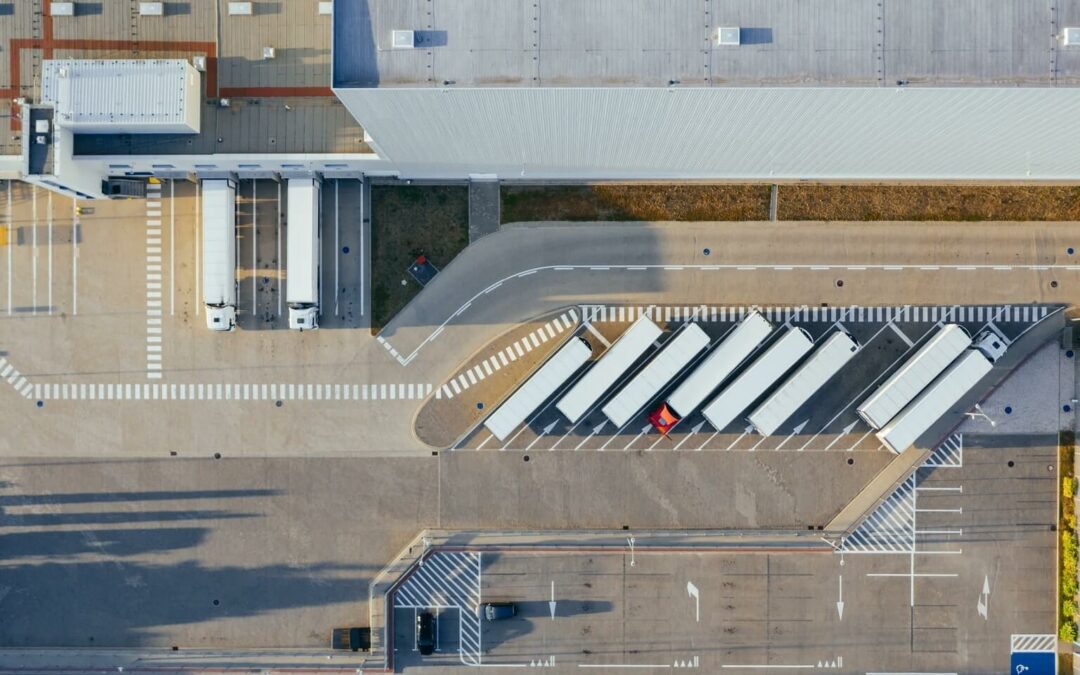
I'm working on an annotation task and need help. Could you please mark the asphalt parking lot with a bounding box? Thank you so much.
[387,435,1057,673]
[458,303,1058,453]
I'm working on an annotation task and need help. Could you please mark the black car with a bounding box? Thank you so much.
[416,611,435,655]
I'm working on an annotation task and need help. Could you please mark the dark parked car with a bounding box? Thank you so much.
[484,602,517,621]
[416,611,435,655]
[330,627,370,652]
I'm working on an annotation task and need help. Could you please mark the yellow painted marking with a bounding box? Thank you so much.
[0,226,8,247]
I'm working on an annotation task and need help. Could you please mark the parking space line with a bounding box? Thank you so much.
[47,191,53,314]
[30,187,37,315]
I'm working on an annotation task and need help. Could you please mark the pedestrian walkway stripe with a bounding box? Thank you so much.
[31,382,433,402]
[439,311,577,400]
[393,551,483,666]
[0,357,33,399]
[922,434,963,469]
[146,182,163,380]
[842,475,916,554]
[1010,634,1056,652]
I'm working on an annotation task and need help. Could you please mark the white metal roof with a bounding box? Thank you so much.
[857,324,971,429]
[41,59,200,134]
[602,323,710,428]
[484,337,592,442]
[701,328,814,432]
[556,315,662,424]
[286,179,321,305]
[666,311,772,418]
[201,180,236,306]
[877,350,992,454]
[748,331,859,437]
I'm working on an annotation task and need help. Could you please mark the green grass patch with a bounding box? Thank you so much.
[370,185,469,334]
[501,185,772,223]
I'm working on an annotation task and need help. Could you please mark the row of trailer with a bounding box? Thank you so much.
[483,309,1006,452]
[200,177,323,332]
[484,311,860,445]
[859,323,1005,453]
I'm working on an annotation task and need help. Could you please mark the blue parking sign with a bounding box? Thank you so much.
[1010,650,1055,675]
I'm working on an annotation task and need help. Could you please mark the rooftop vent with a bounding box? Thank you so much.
[227,2,253,15]
[1065,28,1080,46]
[716,27,741,46]
[50,2,75,15]
[192,56,207,72]
[318,1,332,15]
[392,30,416,50]
[138,2,164,16]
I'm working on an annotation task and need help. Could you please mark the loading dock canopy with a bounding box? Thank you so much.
[484,337,592,442]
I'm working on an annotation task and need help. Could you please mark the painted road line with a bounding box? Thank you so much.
[252,180,258,313]
[146,182,163,379]
[46,191,53,314]
[888,321,914,347]
[276,181,282,317]
[5,181,11,316]
[334,180,340,315]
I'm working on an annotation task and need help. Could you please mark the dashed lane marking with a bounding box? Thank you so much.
[31,382,433,402]
[146,181,163,380]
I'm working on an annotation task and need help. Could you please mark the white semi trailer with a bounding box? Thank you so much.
[747,331,859,436]
[649,311,772,433]
[484,336,593,442]
[700,327,814,432]
[556,315,662,424]
[856,323,971,429]
[601,323,710,429]
[876,348,994,454]
[287,178,322,330]
[201,179,237,331]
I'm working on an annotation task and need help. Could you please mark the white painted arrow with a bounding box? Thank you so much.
[572,420,608,451]
[977,575,989,620]
[672,421,705,451]
[807,421,858,452]
[524,421,558,452]
[549,581,557,620]
[774,419,809,451]
[724,426,755,451]
[836,575,844,620]
[623,423,654,451]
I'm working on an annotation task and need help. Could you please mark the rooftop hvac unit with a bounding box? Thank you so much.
[717,27,741,46]
[228,2,253,15]
[262,46,276,59]
[192,55,207,72]
[318,1,332,15]
[50,2,75,15]
[392,30,416,49]
[139,2,164,15]
[1065,28,1080,46]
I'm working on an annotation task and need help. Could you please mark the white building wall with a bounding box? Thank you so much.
[333,86,1080,180]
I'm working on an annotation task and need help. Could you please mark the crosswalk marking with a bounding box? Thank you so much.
[26,382,433,402]
[576,303,1049,325]
[393,551,483,666]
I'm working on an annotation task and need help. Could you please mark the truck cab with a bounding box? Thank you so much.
[206,305,236,332]
[289,305,318,330]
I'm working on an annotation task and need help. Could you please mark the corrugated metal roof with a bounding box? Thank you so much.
[41,59,197,132]
[337,86,1080,180]
[335,0,1079,88]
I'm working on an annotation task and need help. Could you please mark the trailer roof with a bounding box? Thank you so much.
[601,323,710,429]
[877,350,993,453]
[700,327,814,432]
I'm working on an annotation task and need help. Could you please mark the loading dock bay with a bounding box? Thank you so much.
[457,303,1059,453]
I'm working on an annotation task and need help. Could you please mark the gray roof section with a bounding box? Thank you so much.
[335,0,1080,88]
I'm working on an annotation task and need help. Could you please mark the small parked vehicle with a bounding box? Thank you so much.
[484,602,517,621]
[330,626,370,652]
[416,611,435,655]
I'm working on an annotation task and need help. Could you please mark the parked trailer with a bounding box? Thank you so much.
[602,323,710,429]
[650,311,772,433]
[201,179,237,331]
[287,178,322,330]
[484,337,592,442]
[556,315,662,423]
[876,349,993,454]
[747,331,859,436]
[700,327,814,432]
[856,324,971,429]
